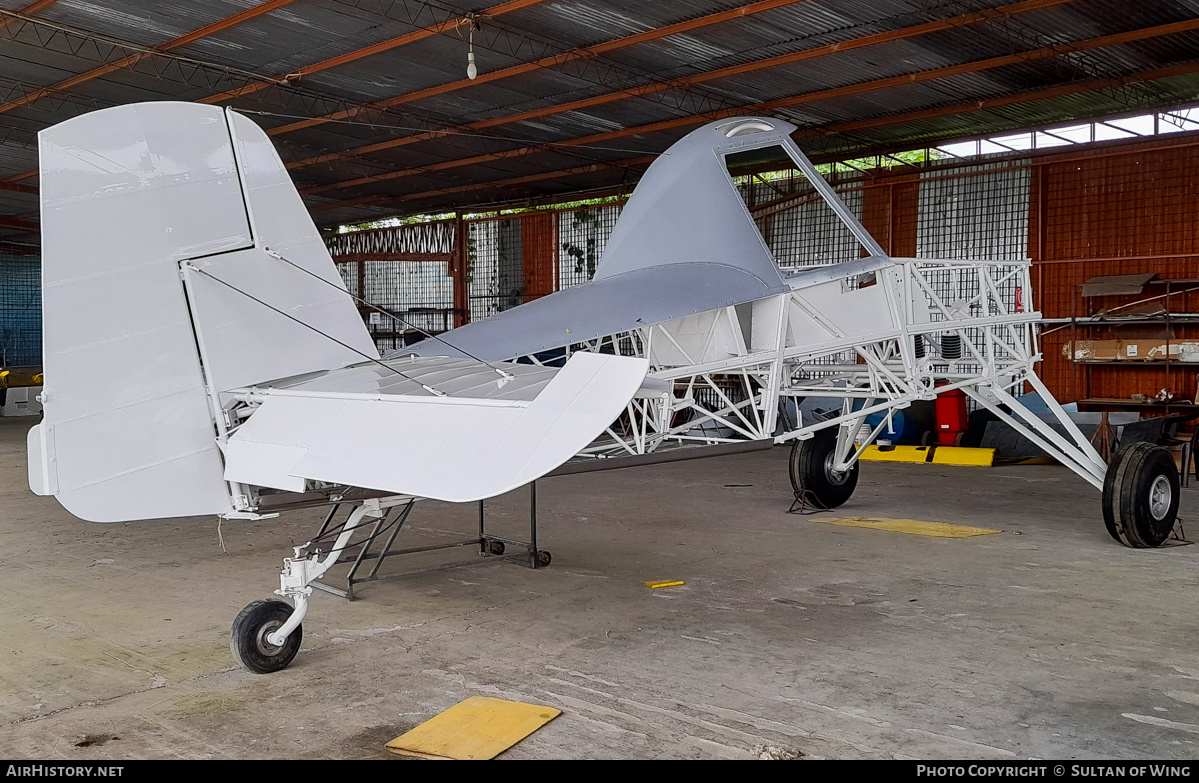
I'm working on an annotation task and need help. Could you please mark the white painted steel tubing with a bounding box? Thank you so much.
[267,504,373,646]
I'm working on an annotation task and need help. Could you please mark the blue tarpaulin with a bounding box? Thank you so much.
[0,252,41,367]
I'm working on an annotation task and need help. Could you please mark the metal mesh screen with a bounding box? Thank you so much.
[760,186,865,270]
[467,217,525,322]
[0,251,40,366]
[914,162,1032,380]
[557,204,622,289]
[364,259,454,336]
[745,178,865,270]
[327,221,458,350]
[917,162,1031,263]
[335,261,357,298]
[731,163,867,270]
[464,211,562,321]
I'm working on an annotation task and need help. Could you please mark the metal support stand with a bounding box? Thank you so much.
[788,489,831,515]
[311,481,551,600]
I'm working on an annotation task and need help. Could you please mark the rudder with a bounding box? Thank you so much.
[30,102,374,522]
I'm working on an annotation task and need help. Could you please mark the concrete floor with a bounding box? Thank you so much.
[2,415,1199,760]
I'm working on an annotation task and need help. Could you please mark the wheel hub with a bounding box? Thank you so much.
[1149,474,1173,521]
[255,619,285,656]
[824,450,848,486]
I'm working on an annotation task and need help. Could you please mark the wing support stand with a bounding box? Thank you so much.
[298,485,552,602]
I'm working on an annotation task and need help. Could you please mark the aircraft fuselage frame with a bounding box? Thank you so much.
[508,255,1108,492]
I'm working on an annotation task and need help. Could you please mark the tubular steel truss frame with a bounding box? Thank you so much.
[511,256,1108,491]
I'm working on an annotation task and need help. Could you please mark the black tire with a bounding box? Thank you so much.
[230,600,302,674]
[1103,442,1180,548]
[789,429,859,509]
[485,539,505,556]
[1101,444,1136,546]
[535,550,552,568]
[1103,441,1150,546]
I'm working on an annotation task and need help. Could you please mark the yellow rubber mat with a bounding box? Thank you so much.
[385,696,561,760]
[930,446,995,466]
[858,445,995,466]
[858,445,931,463]
[819,516,1001,538]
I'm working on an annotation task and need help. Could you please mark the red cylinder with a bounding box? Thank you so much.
[935,387,968,445]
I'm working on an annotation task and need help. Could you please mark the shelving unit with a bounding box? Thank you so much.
[1067,277,1199,414]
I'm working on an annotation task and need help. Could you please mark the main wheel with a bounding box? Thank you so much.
[1102,442,1180,548]
[230,599,302,674]
[789,429,859,509]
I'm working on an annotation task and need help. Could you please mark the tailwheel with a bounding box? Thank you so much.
[230,599,303,674]
[1103,442,1180,548]
[789,428,859,510]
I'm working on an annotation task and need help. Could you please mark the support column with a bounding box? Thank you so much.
[452,215,469,327]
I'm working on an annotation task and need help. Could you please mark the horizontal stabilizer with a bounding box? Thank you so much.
[223,352,648,502]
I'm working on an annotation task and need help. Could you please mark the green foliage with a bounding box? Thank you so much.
[336,212,458,233]
[561,208,600,279]
[814,148,946,177]
[465,234,476,286]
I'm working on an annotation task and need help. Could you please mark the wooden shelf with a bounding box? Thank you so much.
[1070,318,1199,326]
[1078,398,1199,412]
[1068,278,1199,409]
[1070,360,1197,366]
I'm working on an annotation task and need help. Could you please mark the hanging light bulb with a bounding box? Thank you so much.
[465,15,479,80]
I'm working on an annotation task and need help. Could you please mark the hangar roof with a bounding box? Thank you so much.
[2,0,1199,249]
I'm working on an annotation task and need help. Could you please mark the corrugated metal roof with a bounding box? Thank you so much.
[2,0,1199,242]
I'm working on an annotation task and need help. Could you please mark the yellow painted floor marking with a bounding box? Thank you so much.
[819,516,1002,538]
[385,696,561,760]
[644,580,685,589]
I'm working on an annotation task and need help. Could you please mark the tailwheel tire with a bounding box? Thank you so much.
[230,599,302,674]
[789,429,859,510]
[1103,442,1180,548]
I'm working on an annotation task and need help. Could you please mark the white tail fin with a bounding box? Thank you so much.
[30,102,375,522]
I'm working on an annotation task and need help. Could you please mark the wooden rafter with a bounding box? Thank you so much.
[300,16,1199,196]
[305,59,1199,219]
[0,0,302,116]
[288,0,1082,170]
